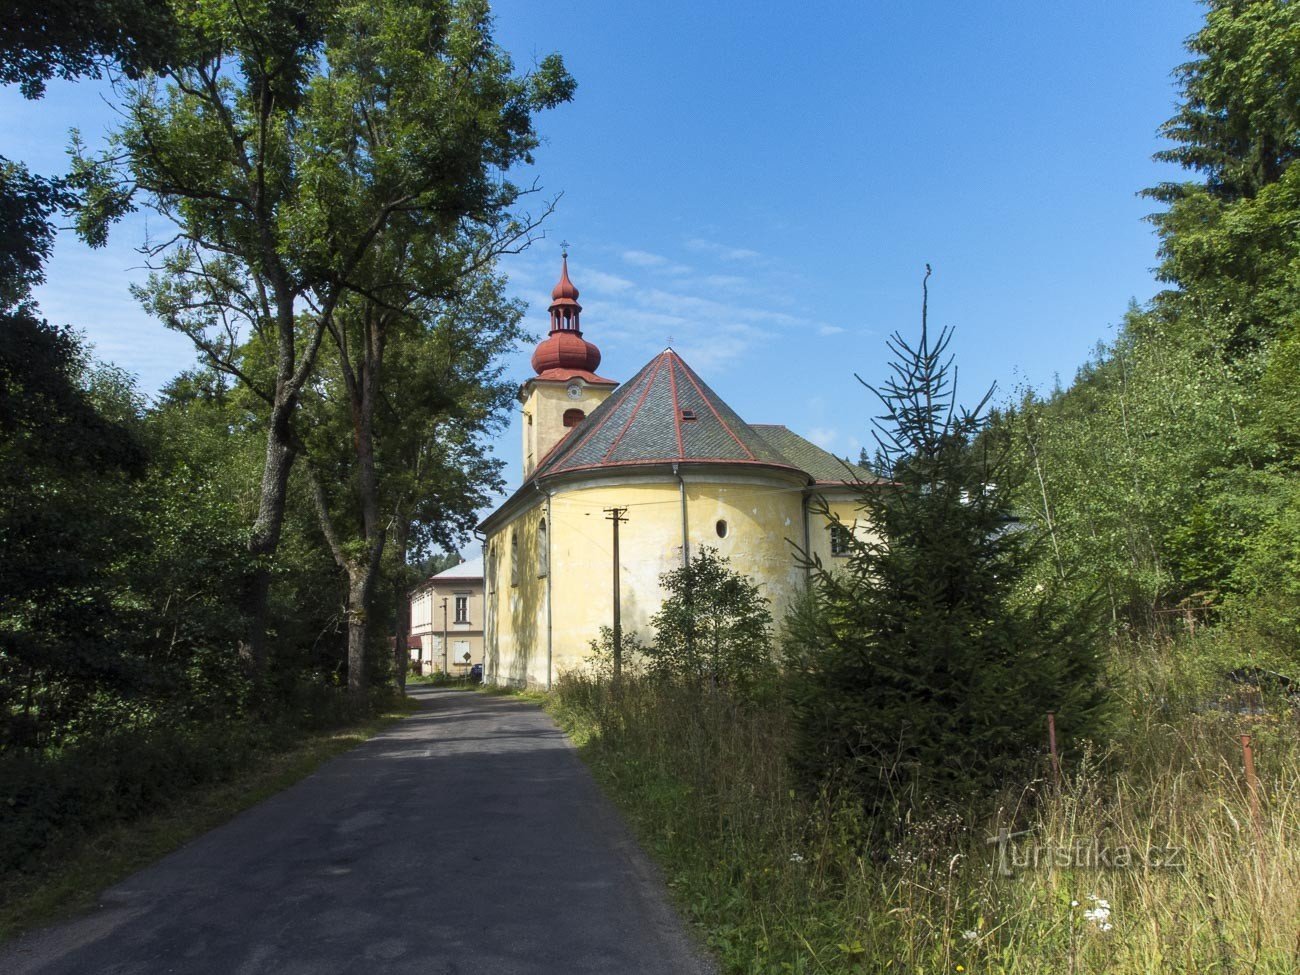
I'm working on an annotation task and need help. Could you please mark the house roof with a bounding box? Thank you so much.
[751,425,874,486]
[416,555,483,590]
[532,349,802,479]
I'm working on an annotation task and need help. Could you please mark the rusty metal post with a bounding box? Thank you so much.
[1047,711,1061,790]
[1241,733,1263,838]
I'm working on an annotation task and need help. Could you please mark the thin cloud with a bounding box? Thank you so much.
[580,269,635,294]
[622,249,668,267]
[818,324,847,336]
[685,237,762,262]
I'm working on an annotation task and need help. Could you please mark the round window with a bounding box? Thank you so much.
[715,519,728,538]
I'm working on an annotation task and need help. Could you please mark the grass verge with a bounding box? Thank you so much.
[545,664,1300,975]
[0,695,417,943]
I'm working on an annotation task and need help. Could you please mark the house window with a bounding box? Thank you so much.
[830,523,851,557]
[454,595,468,624]
[538,518,549,577]
[563,408,585,427]
[715,519,728,538]
[510,529,519,587]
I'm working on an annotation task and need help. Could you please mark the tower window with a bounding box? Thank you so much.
[563,408,585,428]
[715,519,728,538]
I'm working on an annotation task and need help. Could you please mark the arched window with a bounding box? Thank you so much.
[563,408,585,428]
[510,529,519,587]
[537,518,549,577]
[486,544,497,594]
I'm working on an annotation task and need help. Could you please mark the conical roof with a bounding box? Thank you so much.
[533,349,799,478]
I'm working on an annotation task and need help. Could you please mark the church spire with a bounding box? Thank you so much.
[548,247,582,332]
[531,252,604,377]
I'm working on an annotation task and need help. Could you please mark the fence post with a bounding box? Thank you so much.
[1241,733,1263,839]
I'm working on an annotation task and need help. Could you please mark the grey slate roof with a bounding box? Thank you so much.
[479,349,881,532]
[532,349,800,478]
[751,425,876,486]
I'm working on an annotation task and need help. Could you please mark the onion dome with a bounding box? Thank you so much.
[530,253,606,377]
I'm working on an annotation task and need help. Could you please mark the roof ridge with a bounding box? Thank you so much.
[602,352,666,463]
[667,351,685,457]
[675,355,756,461]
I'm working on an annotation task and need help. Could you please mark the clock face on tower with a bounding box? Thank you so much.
[566,382,583,400]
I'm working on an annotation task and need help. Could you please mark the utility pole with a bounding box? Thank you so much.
[604,507,629,682]
[441,597,448,674]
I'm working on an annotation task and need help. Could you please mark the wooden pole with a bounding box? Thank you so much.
[605,507,628,683]
[1241,733,1263,838]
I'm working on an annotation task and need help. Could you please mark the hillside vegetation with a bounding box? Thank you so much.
[547,4,1300,972]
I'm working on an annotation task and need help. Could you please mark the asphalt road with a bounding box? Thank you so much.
[1,687,714,975]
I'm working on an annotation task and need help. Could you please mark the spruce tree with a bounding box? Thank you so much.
[787,268,1104,816]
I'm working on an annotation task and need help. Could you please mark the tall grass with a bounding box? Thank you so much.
[548,642,1300,974]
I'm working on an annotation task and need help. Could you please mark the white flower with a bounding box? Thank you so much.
[1082,899,1113,932]
[789,853,805,864]
[1070,900,1079,908]
[961,929,979,941]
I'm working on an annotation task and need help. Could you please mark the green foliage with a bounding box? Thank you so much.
[585,625,648,683]
[1013,0,1300,669]
[644,547,776,696]
[549,667,1300,975]
[0,316,149,748]
[1149,0,1300,204]
[787,278,1104,815]
[0,0,175,98]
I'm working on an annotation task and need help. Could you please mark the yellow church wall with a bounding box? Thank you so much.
[486,470,886,687]
[483,476,884,689]
[482,502,549,688]
[807,490,878,569]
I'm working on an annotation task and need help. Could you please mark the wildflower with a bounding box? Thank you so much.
[1082,894,1113,932]
[789,853,805,864]
[961,929,978,941]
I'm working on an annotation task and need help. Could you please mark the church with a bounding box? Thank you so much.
[478,255,877,688]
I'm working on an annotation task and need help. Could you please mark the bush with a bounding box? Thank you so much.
[644,547,776,699]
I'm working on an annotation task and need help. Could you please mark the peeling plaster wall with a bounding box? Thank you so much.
[483,472,880,688]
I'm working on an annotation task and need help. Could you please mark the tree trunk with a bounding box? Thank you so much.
[392,517,412,695]
[239,388,299,676]
[346,567,374,697]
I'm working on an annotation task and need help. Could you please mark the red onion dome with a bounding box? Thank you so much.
[531,330,602,374]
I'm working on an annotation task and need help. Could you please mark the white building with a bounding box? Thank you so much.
[410,557,485,673]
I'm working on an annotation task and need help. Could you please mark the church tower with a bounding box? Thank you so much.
[520,253,618,477]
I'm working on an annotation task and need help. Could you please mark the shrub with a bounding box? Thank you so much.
[645,547,776,698]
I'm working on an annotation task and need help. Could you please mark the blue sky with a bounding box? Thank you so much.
[4,0,1206,495]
